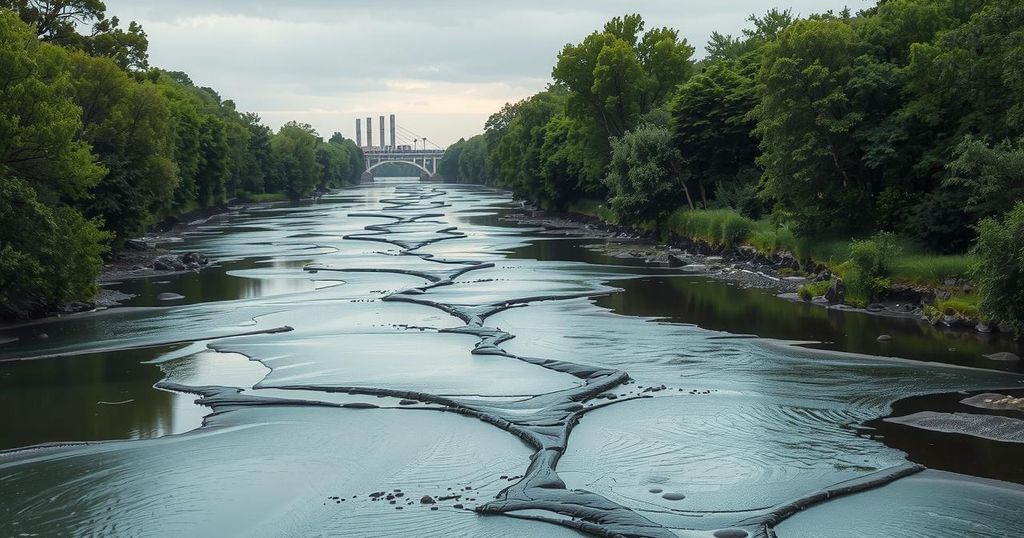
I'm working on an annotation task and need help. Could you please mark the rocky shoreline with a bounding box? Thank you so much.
[505,208,1020,343]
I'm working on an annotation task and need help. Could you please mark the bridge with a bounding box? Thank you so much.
[361,148,446,181]
[356,114,446,181]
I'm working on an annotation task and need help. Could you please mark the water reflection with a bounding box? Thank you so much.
[0,345,204,450]
[596,276,1023,371]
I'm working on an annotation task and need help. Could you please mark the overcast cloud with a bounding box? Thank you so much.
[104,0,865,147]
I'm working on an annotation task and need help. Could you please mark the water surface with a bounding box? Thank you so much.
[1,179,1022,537]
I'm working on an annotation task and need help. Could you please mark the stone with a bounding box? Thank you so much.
[666,254,686,267]
[976,322,994,334]
[153,255,186,272]
[420,495,435,504]
[679,264,707,273]
[824,278,846,305]
[877,335,892,342]
[998,322,1015,334]
[867,303,886,313]
[156,292,185,301]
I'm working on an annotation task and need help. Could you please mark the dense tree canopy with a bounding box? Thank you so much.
[0,6,364,319]
[443,3,1023,325]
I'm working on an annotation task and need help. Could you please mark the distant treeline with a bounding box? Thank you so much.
[0,2,364,319]
[442,2,1024,334]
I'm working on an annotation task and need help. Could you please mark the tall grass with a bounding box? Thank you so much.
[890,255,973,286]
[663,209,758,248]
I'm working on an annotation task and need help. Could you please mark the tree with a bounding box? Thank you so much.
[753,18,867,234]
[972,202,1024,337]
[270,122,322,199]
[553,15,694,190]
[604,125,691,225]
[0,11,104,203]
[439,138,465,180]
[669,59,760,210]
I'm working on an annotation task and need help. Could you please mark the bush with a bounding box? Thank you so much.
[972,202,1024,337]
[841,232,901,305]
[0,177,110,319]
[797,279,833,301]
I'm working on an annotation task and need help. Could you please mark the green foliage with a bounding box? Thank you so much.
[841,233,901,305]
[604,125,688,225]
[971,202,1024,336]
[889,254,972,286]
[0,8,365,317]
[269,121,322,200]
[947,136,1024,219]
[664,209,756,249]
[0,176,109,319]
[798,279,834,301]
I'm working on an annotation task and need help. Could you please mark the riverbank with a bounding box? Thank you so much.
[505,206,1020,346]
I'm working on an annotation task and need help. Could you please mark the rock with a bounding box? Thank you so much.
[962,283,973,294]
[398,399,418,406]
[867,303,886,313]
[666,254,686,267]
[824,278,846,305]
[998,322,1015,334]
[124,239,151,250]
[181,252,208,266]
[679,264,707,273]
[943,278,958,287]
[705,256,724,263]
[37,333,49,340]
[813,271,832,282]
[983,352,1020,362]
[420,495,435,504]
[156,292,185,301]
[976,322,994,333]
[153,255,186,272]
[877,334,892,342]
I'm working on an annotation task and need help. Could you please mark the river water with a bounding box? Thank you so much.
[2,179,1023,537]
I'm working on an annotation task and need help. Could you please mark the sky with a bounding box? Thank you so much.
[104,1,865,148]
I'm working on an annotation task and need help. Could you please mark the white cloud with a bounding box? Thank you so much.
[105,0,865,146]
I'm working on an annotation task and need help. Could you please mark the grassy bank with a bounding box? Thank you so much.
[566,203,975,310]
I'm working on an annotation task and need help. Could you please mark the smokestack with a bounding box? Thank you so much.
[389,114,396,150]
[366,117,373,150]
[379,115,385,150]
[355,118,362,147]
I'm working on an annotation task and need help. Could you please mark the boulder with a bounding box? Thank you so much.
[877,334,892,342]
[679,264,707,273]
[153,255,186,272]
[866,303,886,313]
[824,278,846,305]
[666,254,686,267]
[156,292,185,301]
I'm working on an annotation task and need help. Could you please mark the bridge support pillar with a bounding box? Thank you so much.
[360,171,374,183]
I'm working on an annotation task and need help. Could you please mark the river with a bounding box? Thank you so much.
[1,179,1022,537]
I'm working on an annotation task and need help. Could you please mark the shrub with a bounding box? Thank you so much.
[797,279,834,301]
[841,233,901,305]
[972,202,1024,337]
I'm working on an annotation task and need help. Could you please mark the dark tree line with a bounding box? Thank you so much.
[442,1,1024,331]
[0,3,364,319]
